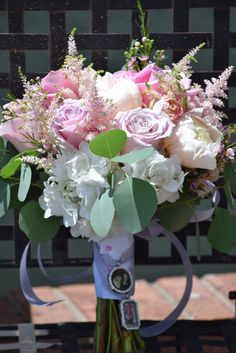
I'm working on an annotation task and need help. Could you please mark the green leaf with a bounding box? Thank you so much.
[0,149,37,178]
[0,155,22,178]
[90,189,115,238]
[224,180,234,211]
[113,176,157,233]
[18,163,32,202]
[208,207,236,253]
[19,200,60,242]
[89,130,127,159]
[0,181,10,217]
[111,146,154,164]
[0,106,3,123]
[157,196,196,232]
[224,162,236,195]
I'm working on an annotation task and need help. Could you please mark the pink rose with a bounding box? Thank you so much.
[153,98,184,123]
[41,70,79,106]
[115,108,174,153]
[0,118,34,152]
[54,99,92,149]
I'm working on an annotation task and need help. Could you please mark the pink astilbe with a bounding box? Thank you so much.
[79,68,115,139]
[172,44,204,77]
[62,31,84,94]
[204,66,234,107]
[20,82,60,153]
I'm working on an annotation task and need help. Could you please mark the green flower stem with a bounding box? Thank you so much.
[106,300,113,353]
[94,298,145,353]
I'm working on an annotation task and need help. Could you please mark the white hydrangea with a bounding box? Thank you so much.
[39,142,110,239]
[125,151,186,204]
[39,177,79,228]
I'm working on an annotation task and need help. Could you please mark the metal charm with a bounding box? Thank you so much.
[108,267,133,294]
[119,299,140,330]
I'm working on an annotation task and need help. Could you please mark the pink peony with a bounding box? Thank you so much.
[41,70,79,106]
[54,99,93,149]
[0,118,34,152]
[113,70,136,80]
[115,107,174,153]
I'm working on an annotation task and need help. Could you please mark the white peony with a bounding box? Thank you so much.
[125,151,186,204]
[164,109,223,170]
[97,73,142,113]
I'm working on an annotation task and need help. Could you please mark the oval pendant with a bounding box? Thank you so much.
[108,267,133,294]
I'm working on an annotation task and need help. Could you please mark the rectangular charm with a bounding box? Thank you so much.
[119,299,140,330]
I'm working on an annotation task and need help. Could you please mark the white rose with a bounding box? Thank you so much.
[164,109,223,170]
[97,73,142,113]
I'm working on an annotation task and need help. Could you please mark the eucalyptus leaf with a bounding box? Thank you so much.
[0,106,3,123]
[224,162,236,195]
[157,196,196,232]
[90,189,115,238]
[111,146,154,164]
[0,181,10,217]
[224,180,234,211]
[89,130,127,158]
[19,200,60,242]
[113,176,157,233]
[208,207,236,253]
[0,137,5,151]
[0,149,37,178]
[0,155,22,178]
[18,163,32,202]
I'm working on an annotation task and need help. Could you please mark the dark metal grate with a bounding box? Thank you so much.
[0,220,236,268]
[0,320,235,353]
[0,0,235,119]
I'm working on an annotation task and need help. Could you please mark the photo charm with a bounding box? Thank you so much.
[120,299,141,330]
[108,267,133,294]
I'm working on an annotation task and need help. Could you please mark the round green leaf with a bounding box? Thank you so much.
[89,130,127,159]
[113,176,157,233]
[19,200,60,242]
[208,207,236,253]
[111,146,154,164]
[18,163,32,202]
[157,197,196,232]
[90,189,115,238]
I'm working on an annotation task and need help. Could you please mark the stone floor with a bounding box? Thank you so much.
[0,273,235,324]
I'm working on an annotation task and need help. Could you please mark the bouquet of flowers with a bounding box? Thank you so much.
[0,2,235,352]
